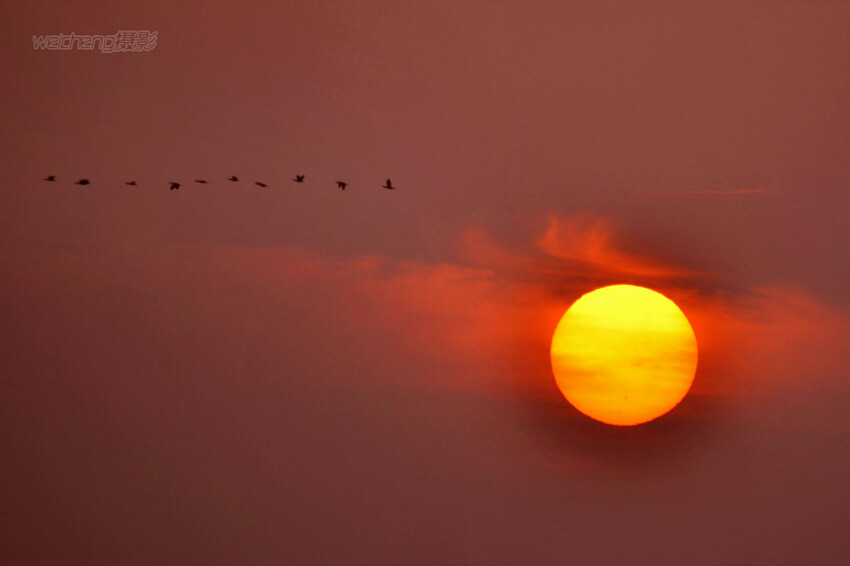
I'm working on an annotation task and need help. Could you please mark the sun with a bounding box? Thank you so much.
[550,284,698,426]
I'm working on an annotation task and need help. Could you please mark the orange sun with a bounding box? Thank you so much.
[550,284,698,426]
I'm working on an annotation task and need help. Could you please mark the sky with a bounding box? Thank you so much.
[2,1,849,563]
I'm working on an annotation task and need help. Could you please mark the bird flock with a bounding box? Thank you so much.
[41,174,398,191]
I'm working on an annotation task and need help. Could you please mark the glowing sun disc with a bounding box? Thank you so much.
[550,285,698,426]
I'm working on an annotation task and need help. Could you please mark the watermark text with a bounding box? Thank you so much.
[33,31,157,53]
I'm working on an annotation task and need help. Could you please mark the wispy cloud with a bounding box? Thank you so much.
[6,213,844,418]
[534,214,697,279]
[184,215,849,416]
[457,213,701,290]
[636,189,769,196]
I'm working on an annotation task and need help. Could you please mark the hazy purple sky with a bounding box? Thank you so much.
[3,2,850,563]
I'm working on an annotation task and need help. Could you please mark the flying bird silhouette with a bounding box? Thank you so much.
[195,179,208,184]
[228,176,239,182]
[382,178,395,190]
[125,181,137,186]
[75,179,90,186]
[336,181,347,190]
[44,175,56,182]
[169,182,180,190]
[255,182,267,188]
[293,175,305,183]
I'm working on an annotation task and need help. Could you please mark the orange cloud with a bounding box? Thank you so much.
[31,215,840,417]
[195,216,847,411]
[675,285,850,403]
[535,213,695,279]
[636,189,769,196]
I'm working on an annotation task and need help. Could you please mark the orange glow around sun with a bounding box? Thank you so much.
[550,285,698,426]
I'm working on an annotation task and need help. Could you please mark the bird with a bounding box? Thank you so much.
[255,182,267,188]
[195,179,208,184]
[169,182,180,190]
[381,178,395,190]
[293,175,305,183]
[336,181,347,190]
[125,181,137,186]
[44,175,56,182]
[228,176,239,182]
[75,179,90,186]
